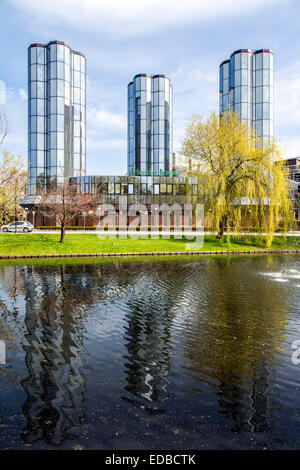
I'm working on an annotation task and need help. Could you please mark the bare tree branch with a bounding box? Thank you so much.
[38,182,102,242]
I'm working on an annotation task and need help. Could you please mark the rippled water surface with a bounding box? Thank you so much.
[1,254,300,450]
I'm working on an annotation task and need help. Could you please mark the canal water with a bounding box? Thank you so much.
[0,254,300,450]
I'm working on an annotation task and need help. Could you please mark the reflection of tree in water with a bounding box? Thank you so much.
[181,256,289,434]
[0,261,143,445]
[0,256,292,445]
[17,261,146,445]
[121,260,197,412]
[122,291,173,410]
[0,265,28,393]
[0,265,26,347]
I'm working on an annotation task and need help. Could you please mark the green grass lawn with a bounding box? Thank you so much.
[0,233,300,256]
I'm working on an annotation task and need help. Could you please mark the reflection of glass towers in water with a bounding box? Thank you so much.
[123,286,174,409]
[127,74,173,175]
[219,49,274,139]
[28,41,86,196]
[20,265,88,445]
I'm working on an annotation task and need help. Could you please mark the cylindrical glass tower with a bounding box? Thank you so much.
[219,49,274,140]
[28,40,86,195]
[253,50,274,139]
[127,74,173,175]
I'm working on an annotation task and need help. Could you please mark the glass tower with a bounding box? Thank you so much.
[127,74,173,175]
[219,49,274,140]
[28,40,86,195]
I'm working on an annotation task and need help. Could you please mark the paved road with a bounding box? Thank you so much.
[3,230,300,236]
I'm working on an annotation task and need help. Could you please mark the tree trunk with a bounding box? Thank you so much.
[60,223,65,243]
[217,215,228,239]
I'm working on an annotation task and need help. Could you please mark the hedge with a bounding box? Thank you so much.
[35,225,287,233]
[36,225,204,231]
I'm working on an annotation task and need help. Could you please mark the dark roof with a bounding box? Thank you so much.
[220,59,230,67]
[152,74,169,80]
[133,73,152,79]
[230,49,252,57]
[28,40,85,58]
[254,49,274,55]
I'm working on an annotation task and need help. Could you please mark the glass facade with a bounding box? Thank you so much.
[219,49,274,140]
[128,74,173,176]
[70,175,199,206]
[28,41,86,195]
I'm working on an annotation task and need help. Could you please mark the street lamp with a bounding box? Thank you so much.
[82,212,86,231]
[14,180,17,234]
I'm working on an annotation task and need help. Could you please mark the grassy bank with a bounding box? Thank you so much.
[0,233,300,257]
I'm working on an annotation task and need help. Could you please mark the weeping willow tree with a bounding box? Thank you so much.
[182,111,293,246]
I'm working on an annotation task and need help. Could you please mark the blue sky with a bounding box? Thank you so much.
[1,0,300,175]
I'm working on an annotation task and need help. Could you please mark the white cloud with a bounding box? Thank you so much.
[87,107,126,152]
[88,138,126,150]
[87,108,126,131]
[85,77,127,155]
[171,56,219,152]
[10,0,284,36]
[18,89,27,100]
[1,87,27,158]
[274,60,300,157]
[0,81,6,105]
[278,137,300,159]
[173,127,187,153]
[276,61,300,127]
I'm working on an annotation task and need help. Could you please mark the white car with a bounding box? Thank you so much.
[2,221,34,233]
